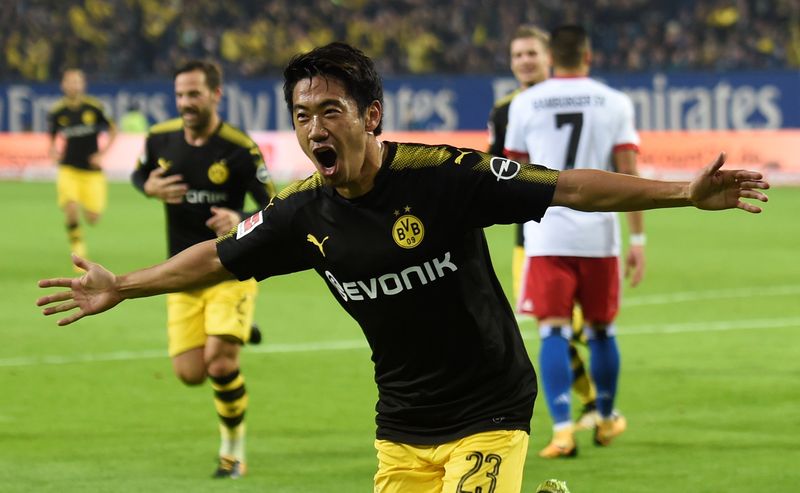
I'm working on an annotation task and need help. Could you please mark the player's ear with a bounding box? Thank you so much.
[365,100,382,134]
[210,85,223,104]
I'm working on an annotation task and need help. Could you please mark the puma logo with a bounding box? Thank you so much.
[454,150,472,165]
[306,234,330,257]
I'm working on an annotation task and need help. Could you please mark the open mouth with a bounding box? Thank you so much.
[180,110,197,122]
[314,148,338,169]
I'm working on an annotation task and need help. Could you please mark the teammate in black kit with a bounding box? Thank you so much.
[488,26,552,299]
[48,68,117,265]
[38,43,769,492]
[131,60,274,478]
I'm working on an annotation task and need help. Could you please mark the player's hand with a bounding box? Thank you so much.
[206,206,241,236]
[689,153,769,213]
[36,255,123,326]
[624,245,645,287]
[88,152,103,170]
[49,146,60,164]
[144,167,188,204]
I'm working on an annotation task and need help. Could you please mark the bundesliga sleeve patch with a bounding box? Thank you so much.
[236,211,263,239]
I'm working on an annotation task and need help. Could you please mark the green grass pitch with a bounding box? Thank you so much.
[1,181,798,492]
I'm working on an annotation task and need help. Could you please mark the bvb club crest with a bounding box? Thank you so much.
[208,160,229,184]
[392,207,425,249]
[81,110,96,125]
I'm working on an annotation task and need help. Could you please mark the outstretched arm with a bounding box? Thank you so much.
[552,153,769,213]
[37,240,233,326]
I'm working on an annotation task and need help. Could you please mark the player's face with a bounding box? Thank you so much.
[61,71,86,99]
[174,70,221,131]
[510,37,550,87]
[292,75,380,195]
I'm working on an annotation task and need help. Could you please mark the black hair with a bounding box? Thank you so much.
[549,25,590,69]
[283,42,384,135]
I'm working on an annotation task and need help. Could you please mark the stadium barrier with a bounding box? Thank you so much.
[2,130,798,185]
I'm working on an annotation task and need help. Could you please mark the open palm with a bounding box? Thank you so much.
[689,153,770,213]
[36,255,123,326]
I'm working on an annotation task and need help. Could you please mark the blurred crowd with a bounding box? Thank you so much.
[2,0,799,82]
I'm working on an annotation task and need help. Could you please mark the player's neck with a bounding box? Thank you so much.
[335,137,384,200]
[552,67,589,78]
[184,113,221,146]
[64,94,82,107]
[520,77,546,90]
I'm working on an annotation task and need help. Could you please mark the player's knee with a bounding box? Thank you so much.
[206,357,239,379]
[85,212,101,225]
[174,366,206,385]
[585,322,614,340]
[538,317,573,339]
[63,203,80,222]
[205,335,241,377]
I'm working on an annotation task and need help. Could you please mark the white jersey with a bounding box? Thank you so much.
[505,76,639,257]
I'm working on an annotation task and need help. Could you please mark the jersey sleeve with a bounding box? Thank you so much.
[216,196,312,281]
[244,143,276,210]
[97,106,115,131]
[503,96,528,157]
[486,105,504,157]
[131,135,157,193]
[432,146,557,228]
[47,108,58,137]
[468,156,557,227]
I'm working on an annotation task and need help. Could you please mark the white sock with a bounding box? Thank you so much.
[219,423,246,463]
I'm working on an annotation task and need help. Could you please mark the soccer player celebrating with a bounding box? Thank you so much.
[48,69,117,266]
[38,43,768,492]
[504,25,646,458]
[130,60,275,478]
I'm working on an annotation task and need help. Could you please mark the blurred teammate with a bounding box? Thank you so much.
[487,25,551,296]
[505,25,646,458]
[48,69,117,266]
[39,43,769,493]
[488,25,600,432]
[131,60,275,478]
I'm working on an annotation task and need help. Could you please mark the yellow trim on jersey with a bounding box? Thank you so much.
[391,143,559,186]
[49,98,68,113]
[470,155,560,186]
[390,144,456,171]
[81,95,106,111]
[50,96,107,113]
[218,123,258,149]
[149,118,184,134]
[276,173,324,200]
[492,88,521,110]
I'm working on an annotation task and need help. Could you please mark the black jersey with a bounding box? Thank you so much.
[217,142,558,445]
[487,88,521,158]
[132,118,275,257]
[488,89,525,247]
[48,96,114,170]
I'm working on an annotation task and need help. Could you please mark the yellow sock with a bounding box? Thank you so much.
[67,223,87,271]
[210,369,248,462]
